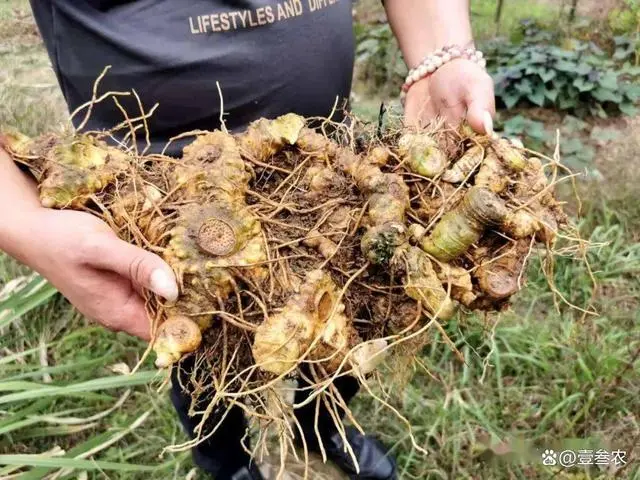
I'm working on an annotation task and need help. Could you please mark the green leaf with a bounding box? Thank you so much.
[528,84,546,107]
[623,84,640,102]
[515,79,533,95]
[525,65,541,76]
[598,72,619,90]
[572,77,595,92]
[562,116,589,133]
[529,51,548,63]
[590,127,621,143]
[0,276,58,330]
[588,42,605,56]
[555,60,578,72]
[619,103,638,116]
[0,455,157,472]
[501,92,522,109]
[552,76,569,89]
[561,138,584,155]
[592,88,623,103]
[539,69,557,83]
[0,371,162,405]
[590,103,609,119]
[558,95,577,110]
[3,355,117,382]
[613,35,629,46]
[502,115,527,135]
[544,88,559,103]
[574,63,592,76]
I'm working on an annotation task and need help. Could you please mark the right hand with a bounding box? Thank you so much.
[20,207,179,340]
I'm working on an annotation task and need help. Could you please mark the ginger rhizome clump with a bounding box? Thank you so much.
[4,111,575,465]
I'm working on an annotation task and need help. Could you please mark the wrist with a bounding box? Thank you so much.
[0,206,49,267]
[405,38,475,70]
[401,46,486,102]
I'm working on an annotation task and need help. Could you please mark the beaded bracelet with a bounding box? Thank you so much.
[400,45,487,102]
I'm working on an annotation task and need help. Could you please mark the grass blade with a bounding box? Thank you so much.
[0,455,157,472]
[0,276,58,330]
[0,371,162,405]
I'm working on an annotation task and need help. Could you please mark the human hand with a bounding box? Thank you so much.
[19,208,178,339]
[404,58,496,134]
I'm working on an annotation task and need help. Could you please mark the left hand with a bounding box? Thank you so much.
[403,58,496,134]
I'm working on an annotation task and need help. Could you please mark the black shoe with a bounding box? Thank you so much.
[229,463,264,480]
[324,426,397,479]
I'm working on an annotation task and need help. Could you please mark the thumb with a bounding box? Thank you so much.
[86,234,179,302]
[464,80,496,135]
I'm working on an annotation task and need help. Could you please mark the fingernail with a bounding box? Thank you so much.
[150,269,179,302]
[483,111,495,137]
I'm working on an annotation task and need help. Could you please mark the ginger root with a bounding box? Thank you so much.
[474,240,531,301]
[37,136,129,208]
[442,145,484,184]
[398,132,447,178]
[239,113,305,162]
[411,187,508,262]
[491,138,527,172]
[394,245,456,320]
[154,316,203,368]
[474,151,509,193]
[252,270,358,375]
[338,149,410,265]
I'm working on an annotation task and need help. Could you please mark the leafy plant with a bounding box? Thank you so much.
[608,0,640,34]
[500,114,551,151]
[487,23,640,116]
[354,23,406,93]
[498,113,614,176]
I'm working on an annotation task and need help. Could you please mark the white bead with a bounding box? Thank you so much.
[475,50,484,59]
[479,59,487,68]
[411,71,421,83]
[450,48,460,57]
[417,64,428,77]
[427,63,436,73]
[442,53,452,63]
[433,56,444,67]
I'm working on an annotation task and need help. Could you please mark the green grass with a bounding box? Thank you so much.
[353,211,640,479]
[1,1,640,479]
[471,0,560,41]
[0,255,197,479]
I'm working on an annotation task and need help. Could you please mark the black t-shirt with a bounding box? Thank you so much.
[29,0,355,155]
